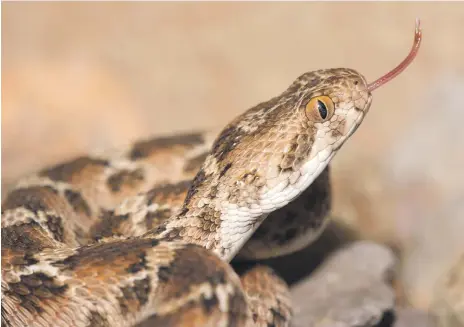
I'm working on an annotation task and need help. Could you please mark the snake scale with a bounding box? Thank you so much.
[2,21,422,327]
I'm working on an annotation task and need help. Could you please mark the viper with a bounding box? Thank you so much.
[1,20,422,327]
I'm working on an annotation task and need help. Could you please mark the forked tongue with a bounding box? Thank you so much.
[367,19,422,92]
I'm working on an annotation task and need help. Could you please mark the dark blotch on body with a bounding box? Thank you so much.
[2,186,57,214]
[87,310,110,327]
[5,272,68,314]
[64,189,91,217]
[53,238,160,270]
[2,222,49,253]
[129,133,204,160]
[107,168,145,193]
[211,126,244,162]
[201,294,219,314]
[155,244,231,299]
[146,180,191,206]
[46,215,65,242]
[127,253,148,274]
[40,157,109,182]
[144,209,172,230]
[219,163,232,178]
[117,277,151,315]
[183,169,208,208]
[89,210,129,241]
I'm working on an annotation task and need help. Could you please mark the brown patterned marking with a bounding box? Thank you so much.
[2,186,57,214]
[5,272,68,314]
[201,293,219,314]
[183,168,208,209]
[107,168,145,193]
[183,152,209,175]
[53,238,160,271]
[89,210,129,241]
[148,251,248,325]
[116,277,151,316]
[156,244,232,300]
[219,163,232,178]
[5,251,39,268]
[40,157,109,183]
[129,133,204,160]
[87,311,110,327]
[146,180,191,206]
[2,222,54,252]
[126,253,148,274]
[211,125,246,162]
[64,189,91,217]
[144,208,172,230]
[45,215,65,242]
[156,266,171,283]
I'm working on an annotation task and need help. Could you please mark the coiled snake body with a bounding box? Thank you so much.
[1,22,422,327]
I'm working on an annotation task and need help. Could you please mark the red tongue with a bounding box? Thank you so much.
[367,18,422,93]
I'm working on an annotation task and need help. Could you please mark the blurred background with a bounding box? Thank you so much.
[2,2,464,324]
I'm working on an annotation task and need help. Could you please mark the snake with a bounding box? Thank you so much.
[1,20,422,327]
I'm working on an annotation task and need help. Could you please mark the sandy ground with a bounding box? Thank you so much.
[3,2,464,313]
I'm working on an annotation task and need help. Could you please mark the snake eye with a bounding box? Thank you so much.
[305,96,334,122]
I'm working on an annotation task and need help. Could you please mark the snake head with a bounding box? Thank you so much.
[178,20,421,260]
[206,20,422,197]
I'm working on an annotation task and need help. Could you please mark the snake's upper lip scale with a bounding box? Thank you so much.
[367,18,422,92]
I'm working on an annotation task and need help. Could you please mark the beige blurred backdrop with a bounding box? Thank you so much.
[2,2,464,315]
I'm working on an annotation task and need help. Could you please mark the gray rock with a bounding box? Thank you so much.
[386,74,464,310]
[290,241,396,327]
[393,308,437,327]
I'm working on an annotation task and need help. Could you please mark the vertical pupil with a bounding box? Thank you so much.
[317,100,328,119]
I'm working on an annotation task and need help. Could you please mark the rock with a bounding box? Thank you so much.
[393,308,437,327]
[386,74,464,310]
[290,241,396,327]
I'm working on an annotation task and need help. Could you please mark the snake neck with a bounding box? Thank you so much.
[148,146,335,262]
